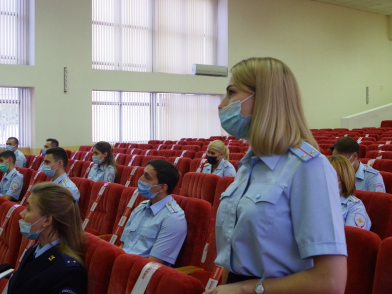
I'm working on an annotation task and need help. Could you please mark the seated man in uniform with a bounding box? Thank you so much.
[0,151,24,201]
[38,138,59,171]
[42,147,80,204]
[6,137,26,168]
[331,136,385,192]
[120,159,187,266]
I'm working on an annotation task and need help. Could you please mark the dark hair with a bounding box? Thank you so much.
[93,141,117,174]
[0,151,16,164]
[330,137,360,157]
[47,138,59,148]
[7,137,18,145]
[147,159,179,195]
[46,147,68,169]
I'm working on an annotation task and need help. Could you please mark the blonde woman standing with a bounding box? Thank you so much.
[7,182,87,294]
[204,58,347,294]
[202,140,236,177]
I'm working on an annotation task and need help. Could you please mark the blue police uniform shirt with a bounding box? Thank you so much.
[120,195,187,265]
[356,162,385,192]
[88,164,115,183]
[14,149,26,168]
[51,173,80,204]
[34,239,60,258]
[341,195,371,230]
[202,159,236,177]
[0,168,24,201]
[215,142,347,278]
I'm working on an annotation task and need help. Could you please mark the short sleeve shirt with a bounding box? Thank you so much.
[341,195,371,230]
[88,164,115,183]
[0,168,24,200]
[120,195,187,265]
[51,173,80,204]
[215,142,347,278]
[356,162,385,192]
[14,150,26,168]
[202,159,236,177]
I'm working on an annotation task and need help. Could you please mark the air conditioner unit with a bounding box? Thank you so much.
[192,64,228,77]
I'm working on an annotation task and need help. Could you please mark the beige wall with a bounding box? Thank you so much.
[0,0,391,153]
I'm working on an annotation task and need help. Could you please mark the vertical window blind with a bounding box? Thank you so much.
[92,0,218,74]
[0,0,30,65]
[0,87,31,148]
[92,90,221,144]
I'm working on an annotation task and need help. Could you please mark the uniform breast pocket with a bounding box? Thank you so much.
[123,222,138,241]
[216,183,239,226]
[242,183,284,236]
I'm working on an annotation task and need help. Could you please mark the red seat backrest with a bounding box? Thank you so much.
[19,171,48,205]
[119,166,145,187]
[140,149,158,156]
[153,144,167,150]
[366,150,392,159]
[202,145,208,151]
[166,144,183,151]
[148,140,162,145]
[182,145,201,152]
[84,232,125,294]
[355,190,392,240]
[180,172,220,206]
[124,155,144,167]
[229,153,244,160]
[381,120,392,128]
[229,160,240,171]
[359,158,371,165]
[66,159,85,177]
[372,237,392,294]
[344,226,380,294]
[137,144,153,150]
[366,144,384,152]
[372,159,392,173]
[141,155,167,167]
[114,154,128,166]
[175,150,196,159]
[168,157,191,177]
[113,148,128,154]
[15,167,33,200]
[156,150,176,158]
[114,165,125,184]
[125,148,143,155]
[70,177,95,220]
[227,146,242,153]
[359,145,367,158]
[28,155,44,170]
[187,141,204,148]
[195,151,207,159]
[189,158,208,172]
[84,182,125,236]
[380,171,392,194]
[0,200,24,267]
[79,146,93,152]
[107,254,204,294]
[70,151,86,160]
[80,161,95,179]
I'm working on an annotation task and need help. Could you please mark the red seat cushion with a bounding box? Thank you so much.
[180,172,220,206]
[372,237,392,294]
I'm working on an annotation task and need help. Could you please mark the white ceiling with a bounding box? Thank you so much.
[311,0,392,15]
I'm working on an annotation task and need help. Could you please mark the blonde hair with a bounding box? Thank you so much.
[327,155,356,198]
[231,57,318,157]
[30,182,85,266]
[208,140,229,160]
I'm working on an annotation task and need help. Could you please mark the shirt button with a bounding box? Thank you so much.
[256,194,261,199]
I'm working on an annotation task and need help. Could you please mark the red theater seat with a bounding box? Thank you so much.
[229,160,240,171]
[120,166,145,187]
[166,144,184,151]
[141,155,167,166]
[355,190,392,240]
[0,200,24,268]
[19,170,48,205]
[107,254,204,294]
[180,172,220,206]
[84,182,125,236]
[114,154,128,166]
[114,165,125,184]
[228,146,242,153]
[153,144,167,150]
[124,155,144,167]
[187,141,204,148]
[195,151,207,159]
[79,146,94,152]
[175,150,196,159]
[168,157,191,177]
[380,171,392,194]
[344,226,380,294]
[372,237,392,294]
[80,161,95,179]
[84,233,125,294]
[182,145,201,152]
[113,147,128,154]
[229,153,244,160]
[148,140,162,145]
[125,148,143,155]
[27,155,44,170]
[66,159,85,177]
[70,177,95,220]
[70,151,86,160]
[366,151,392,159]
[372,159,392,173]
[137,144,153,150]
[140,149,158,156]
[157,150,176,158]
[14,167,34,199]
[381,120,392,128]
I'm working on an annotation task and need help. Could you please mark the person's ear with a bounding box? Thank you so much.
[353,152,359,160]
[103,152,108,159]
[43,215,53,228]
[159,184,168,194]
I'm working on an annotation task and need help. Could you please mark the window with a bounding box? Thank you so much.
[92,90,222,143]
[0,0,31,65]
[92,0,218,74]
[0,87,31,148]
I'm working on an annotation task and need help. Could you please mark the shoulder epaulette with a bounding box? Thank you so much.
[223,161,228,167]
[363,165,379,175]
[349,196,360,203]
[60,254,80,267]
[141,200,149,204]
[166,201,179,214]
[289,142,320,162]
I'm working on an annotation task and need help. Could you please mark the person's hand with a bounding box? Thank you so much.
[203,280,255,294]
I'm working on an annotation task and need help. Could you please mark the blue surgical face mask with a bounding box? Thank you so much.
[41,148,47,156]
[0,160,9,173]
[19,216,46,240]
[137,180,162,199]
[92,155,103,165]
[42,162,58,177]
[5,145,14,152]
[219,94,254,139]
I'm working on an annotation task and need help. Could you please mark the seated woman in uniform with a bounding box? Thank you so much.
[328,155,371,230]
[88,141,117,183]
[7,182,87,294]
[201,140,236,177]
